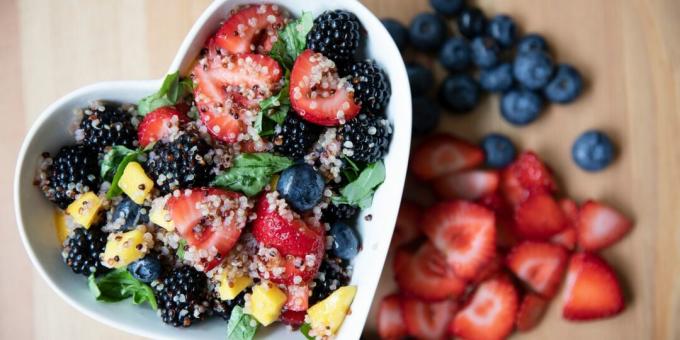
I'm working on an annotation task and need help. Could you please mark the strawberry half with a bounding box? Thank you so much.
[422,201,496,279]
[562,253,625,321]
[284,285,309,312]
[514,192,568,240]
[137,106,189,148]
[401,296,455,339]
[516,293,549,332]
[501,151,557,206]
[550,199,579,249]
[394,242,467,301]
[451,275,518,340]
[212,4,287,55]
[391,201,423,247]
[289,50,360,126]
[377,294,407,339]
[506,241,569,298]
[576,200,633,251]
[432,169,500,201]
[410,134,484,181]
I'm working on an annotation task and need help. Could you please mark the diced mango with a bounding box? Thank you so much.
[307,285,357,335]
[149,200,174,231]
[66,192,102,228]
[218,273,253,301]
[103,226,149,268]
[54,210,70,244]
[248,282,287,326]
[118,162,153,204]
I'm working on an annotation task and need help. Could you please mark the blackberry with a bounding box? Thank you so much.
[79,102,136,154]
[307,10,363,66]
[323,203,359,223]
[340,114,392,163]
[211,291,247,320]
[64,227,108,276]
[273,114,321,160]
[146,133,211,194]
[42,145,101,209]
[310,256,351,304]
[156,266,210,327]
[346,60,391,114]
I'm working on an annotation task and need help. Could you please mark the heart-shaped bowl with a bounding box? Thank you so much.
[14,0,411,339]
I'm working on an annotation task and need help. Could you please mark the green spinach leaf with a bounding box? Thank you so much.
[269,12,314,69]
[332,161,386,209]
[226,306,258,340]
[88,268,157,310]
[211,153,293,197]
[137,71,194,116]
[105,148,143,199]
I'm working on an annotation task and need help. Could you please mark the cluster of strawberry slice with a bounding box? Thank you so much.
[378,133,633,339]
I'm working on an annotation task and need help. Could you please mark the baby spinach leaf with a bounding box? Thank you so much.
[137,71,194,116]
[226,306,258,340]
[332,161,386,209]
[105,148,143,199]
[300,323,314,340]
[88,268,157,310]
[211,153,293,197]
[269,12,314,69]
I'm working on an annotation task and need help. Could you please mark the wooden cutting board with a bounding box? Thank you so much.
[2,0,679,339]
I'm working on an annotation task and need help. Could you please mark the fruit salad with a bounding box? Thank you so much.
[36,4,392,339]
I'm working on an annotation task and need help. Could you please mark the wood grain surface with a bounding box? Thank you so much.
[2,0,680,339]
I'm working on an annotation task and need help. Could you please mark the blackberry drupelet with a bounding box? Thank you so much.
[323,203,359,222]
[346,60,391,114]
[273,114,321,160]
[310,256,351,304]
[340,114,392,163]
[307,10,362,66]
[42,145,101,209]
[211,291,247,320]
[79,102,136,154]
[64,227,108,276]
[156,266,210,327]
[145,133,211,194]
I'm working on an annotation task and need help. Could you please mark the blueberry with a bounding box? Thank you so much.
[430,0,464,16]
[277,164,325,212]
[500,88,544,126]
[412,96,441,136]
[572,130,616,172]
[487,15,517,48]
[457,7,487,38]
[479,62,514,92]
[128,256,161,283]
[406,62,435,96]
[513,51,554,90]
[471,36,500,68]
[438,74,480,113]
[112,197,149,231]
[517,34,549,54]
[330,222,360,260]
[439,37,472,72]
[409,13,448,52]
[480,133,516,168]
[544,64,583,104]
[382,18,409,51]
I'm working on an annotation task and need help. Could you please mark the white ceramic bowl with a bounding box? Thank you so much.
[14,0,411,339]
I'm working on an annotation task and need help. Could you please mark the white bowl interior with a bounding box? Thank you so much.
[14,0,411,339]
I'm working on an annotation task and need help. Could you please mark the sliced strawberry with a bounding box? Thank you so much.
[500,166,530,207]
[562,253,625,320]
[559,198,580,225]
[391,201,422,247]
[422,201,496,279]
[401,296,455,339]
[377,294,407,339]
[516,293,549,332]
[506,241,569,298]
[212,4,287,55]
[551,227,576,251]
[410,134,485,181]
[501,151,557,206]
[451,275,518,340]
[576,200,633,251]
[284,285,309,312]
[550,199,578,250]
[289,50,360,126]
[514,193,568,240]
[137,106,189,147]
[471,253,504,284]
[478,192,518,249]
[432,170,500,201]
[280,310,306,328]
[394,242,467,301]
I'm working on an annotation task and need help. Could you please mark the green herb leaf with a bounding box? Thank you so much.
[87,273,101,298]
[177,239,187,260]
[88,268,157,310]
[137,71,194,116]
[226,306,258,340]
[211,153,293,196]
[269,12,314,69]
[300,323,314,340]
[100,145,137,180]
[106,149,143,199]
[259,80,290,125]
[340,155,363,182]
[332,161,386,209]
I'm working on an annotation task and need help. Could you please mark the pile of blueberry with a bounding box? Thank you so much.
[381,0,616,172]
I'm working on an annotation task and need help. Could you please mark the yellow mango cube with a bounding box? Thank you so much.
[118,162,153,204]
[149,198,174,231]
[54,210,70,244]
[102,226,150,268]
[248,282,287,326]
[218,273,253,301]
[307,285,357,335]
[66,192,102,228]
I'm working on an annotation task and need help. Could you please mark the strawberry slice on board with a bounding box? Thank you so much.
[377,294,407,339]
[211,4,287,55]
[562,253,625,321]
[576,200,633,251]
[501,151,557,207]
[477,192,518,249]
[394,242,467,301]
[401,296,456,340]
[506,241,569,298]
[471,253,504,285]
[289,50,360,126]
[451,275,519,340]
[550,199,579,250]
[137,106,190,148]
[431,169,500,201]
[516,293,550,332]
[422,201,496,279]
[391,201,423,247]
[410,134,485,181]
[514,192,568,240]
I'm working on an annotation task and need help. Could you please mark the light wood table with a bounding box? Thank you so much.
[2,0,680,339]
